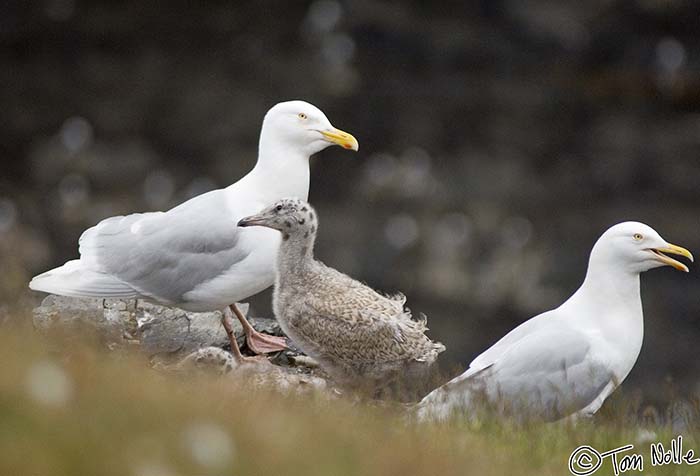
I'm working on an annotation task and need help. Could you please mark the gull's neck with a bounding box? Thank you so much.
[575,259,642,312]
[561,254,644,374]
[247,136,311,201]
[276,231,316,285]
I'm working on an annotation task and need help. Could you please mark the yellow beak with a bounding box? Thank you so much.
[320,128,359,151]
[650,243,694,272]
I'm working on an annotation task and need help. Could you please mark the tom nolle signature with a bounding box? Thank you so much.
[569,436,699,475]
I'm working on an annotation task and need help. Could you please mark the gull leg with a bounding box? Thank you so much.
[229,304,287,354]
[221,308,274,364]
[221,307,245,362]
[221,307,262,364]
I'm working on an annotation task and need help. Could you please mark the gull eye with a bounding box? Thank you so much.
[633,233,643,241]
[298,112,307,120]
[275,205,283,212]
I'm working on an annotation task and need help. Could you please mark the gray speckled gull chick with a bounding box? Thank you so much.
[238,198,445,388]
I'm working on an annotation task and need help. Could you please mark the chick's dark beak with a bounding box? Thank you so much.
[237,215,265,227]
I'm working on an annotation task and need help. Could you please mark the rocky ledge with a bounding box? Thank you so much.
[33,295,328,394]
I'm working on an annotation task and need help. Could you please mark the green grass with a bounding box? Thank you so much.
[1,322,699,476]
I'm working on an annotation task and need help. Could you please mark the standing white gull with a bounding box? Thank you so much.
[417,222,692,422]
[29,100,359,362]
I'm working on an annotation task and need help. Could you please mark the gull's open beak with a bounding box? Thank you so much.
[649,243,694,272]
[320,128,359,151]
[237,215,266,228]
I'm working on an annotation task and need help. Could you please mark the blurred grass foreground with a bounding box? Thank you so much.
[1,318,699,476]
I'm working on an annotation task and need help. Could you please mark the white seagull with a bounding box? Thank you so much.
[29,100,359,362]
[417,222,693,422]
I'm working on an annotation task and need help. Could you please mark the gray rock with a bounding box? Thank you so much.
[168,346,238,376]
[170,346,329,394]
[136,302,246,356]
[31,295,330,392]
[33,295,133,344]
[32,295,268,358]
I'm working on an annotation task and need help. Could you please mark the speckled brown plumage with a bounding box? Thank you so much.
[238,198,445,389]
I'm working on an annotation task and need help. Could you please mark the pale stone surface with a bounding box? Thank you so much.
[33,295,252,357]
[33,295,132,344]
[136,302,240,356]
[170,346,329,395]
[32,295,330,392]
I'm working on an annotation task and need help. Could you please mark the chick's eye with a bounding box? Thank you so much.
[275,205,283,212]
[298,113,307,120]
[633,233,643,241]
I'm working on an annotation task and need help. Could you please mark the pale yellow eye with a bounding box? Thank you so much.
[298,113,307,120]
[633,233,643,241]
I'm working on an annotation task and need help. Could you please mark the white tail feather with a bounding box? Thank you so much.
[29,260,140,298]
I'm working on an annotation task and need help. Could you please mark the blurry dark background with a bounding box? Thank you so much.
[2,0,699,402]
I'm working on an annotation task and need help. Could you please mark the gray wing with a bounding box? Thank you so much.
[468,310,557,372]
[482,327,612,417]
[421,327,613,421]
[78,189,249,303]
